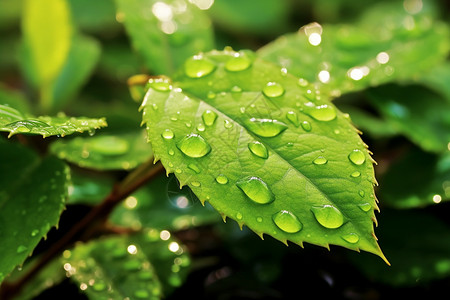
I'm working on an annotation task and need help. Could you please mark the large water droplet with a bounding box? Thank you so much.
[202,110,217,126]
[313,156,327,165]
[248,141,268,159]
[162,129,174,139]
[89,136,130,156]
[342,233,359,244]
[176,134,211,158]
[305,102,337,121]
[263,82,285,98]
[184,55,216,78]
[236,176,274,204]
[216,175,228,184]
[148,77,172,92]
[311,205,345,229]
[348,149,366,165]
[225,53,252,72]
[272,210,303,233]
[246,118,287,137]
[286,111,300,127]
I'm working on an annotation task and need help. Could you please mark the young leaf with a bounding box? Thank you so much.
[0,139,70,284]
[0,104,107,138]
[115,0,215,75]
[140,49,388,262]
[50,130,152,170]
[63,229,190,298]
[258,2,450,97]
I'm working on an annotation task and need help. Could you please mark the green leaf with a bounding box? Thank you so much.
[0,139,70,284]
[366,84,450,153]
[110,173,222,230]
[50,130,152,170]
[0,104,107,138]
[379,147,450,209]
[67,169,114,205]
[22,0,72,93]
[115,0,215,75]
[140,49,388,262]
[63,229,190,298]
[348,210,450,286]
[258,2,450,97]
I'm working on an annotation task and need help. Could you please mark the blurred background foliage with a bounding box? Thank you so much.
[0,0,449,298]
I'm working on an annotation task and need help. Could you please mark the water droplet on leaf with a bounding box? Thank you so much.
[301,121,312,132]
[286,111,300,127]
[184,55,216,78]
[236,212,243,220]
[176,134,211,158]
[263,82,285,98]
[148,77,172,92]
[202,110,217,126]
[188,163,200,173]
[225,53,252,72]
[342,233,359,244]
[348,149,366,165]
[236,176,274,204]
[216,175,228,184]
[246,118,287,137]
[350,171,361,178]
[191,181,201,187]
[31,229,39,237]
[224,120,233,129]
[17,245,28,254]
[304,103,336,121]
[162,129,174,139]
[313,156,327,165]
[248,141,268,159]
[358,203,371,212]
[272,210,303,233]
[311,205,345,229]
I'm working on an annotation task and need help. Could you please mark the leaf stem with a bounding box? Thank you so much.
[0,161,164,299]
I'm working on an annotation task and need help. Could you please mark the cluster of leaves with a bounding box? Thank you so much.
[0,0,449,298]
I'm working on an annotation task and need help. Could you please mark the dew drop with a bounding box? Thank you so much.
[188,163,200,173]
[298,78,309,87]
[197,123,206,131]
[350,171,361,178]
[216,175,228,184]
[256,217,263,223]
[301,121,312,132]
[176,134,211,158]
[311,205,345,229]
[246,118,287,137]
[313,156,327,165]
[348,149,366,165]
[207,91,216,99]
[236,212,243,220]
[262,82,285,98]
[202,110,217,126]
[304,102,337,121]
[248,141,269,159]
[358,203,371,212]
[162,129,174,140]
[31,229,39,237]
[231,86,242,93]
[168,149,175,156]
[191,181,201,187]
[236,176,274,204]
[224,120,233,129]
[225,53,252,72]
[359,190,365,197]
[17,245,28,254]
[184,55,216,78]
[272,210,303,233]
[148,77,172,92]
[342,233,359,244]
[286,111,300,127]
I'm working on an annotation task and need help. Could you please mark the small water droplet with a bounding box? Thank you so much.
[311,205,345,229]
[246,118,288,137]
[231,86,242,93]
[248,141,268,159]
[359,190,365,197]
[148,77,172,92]
[236,176,274,204]
[162,129,174,139]
[313,156,328,165]
[236,212,243,220]
[207,91,216,99]
[197,123,206,131]
[272,210,303,233]
[262,82,285,98]
[286,111,300,127]
[301,121,312,132]
[298,78,309,87]
[225,53,252,72]
[185,122,192,128]
[358,203,371,212]
[202,110,217,126]
[31,229,39,237]
[256,217,263,222]
[176,134,211,158]
[304,102,336,121]
[342,233,359,244]
[216,175,228,184]
[188,163,200,173]
[184,55,216,78]
[17,245,28,254]
[191,181,201,187]
[350,171,361,178]
[348,149,366,165]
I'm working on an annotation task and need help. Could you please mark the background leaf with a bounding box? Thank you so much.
[115,0,215,75]
[141,49,386,261]
[0,139,70,284]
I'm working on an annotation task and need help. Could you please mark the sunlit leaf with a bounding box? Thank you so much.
[0,104,107,138]
[0,139,70,284]
[115,0,214,75]
[140,49,387,262]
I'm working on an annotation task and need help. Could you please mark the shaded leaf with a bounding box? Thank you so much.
[67,169,114,205]
[115,0,214,75]
[50,130,152,170]
[258,1,450,97]
[0,139,70,284]
[141,49,387,262]
[0,104,107,138]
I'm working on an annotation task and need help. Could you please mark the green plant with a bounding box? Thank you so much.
[0,0,449,298]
